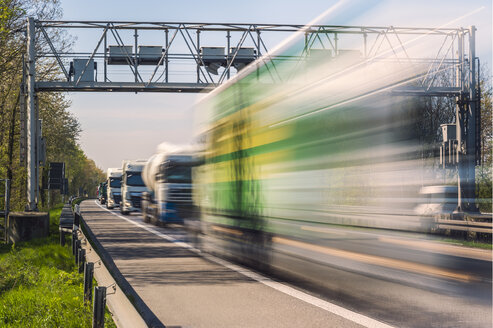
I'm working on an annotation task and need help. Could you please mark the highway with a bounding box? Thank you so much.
[80,200,492,328]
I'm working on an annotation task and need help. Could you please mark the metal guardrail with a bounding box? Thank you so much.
[435,215,493,234]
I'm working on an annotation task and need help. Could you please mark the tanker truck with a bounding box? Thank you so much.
[106,168,122,209]
[120,159,149,215]
[141,146,196,225]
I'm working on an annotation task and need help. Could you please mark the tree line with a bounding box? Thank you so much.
[0,0,104,210]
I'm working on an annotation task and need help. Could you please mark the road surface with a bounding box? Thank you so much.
[80,200,492,328]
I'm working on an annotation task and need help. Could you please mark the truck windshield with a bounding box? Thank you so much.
[109,177,121,188]
[166,166,191,183]
[126,172,145,186]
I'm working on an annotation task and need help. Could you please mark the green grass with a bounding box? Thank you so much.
[439,238,492,250]
[0,204,116,328]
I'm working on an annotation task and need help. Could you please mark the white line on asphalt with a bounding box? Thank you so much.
[94,200,395,328]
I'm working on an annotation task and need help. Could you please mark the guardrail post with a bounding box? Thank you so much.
[78,248,86,273]
[93,286,106,328]
[75,239,81,264]
[60,229,65,246]
[72,230,77,255]
[74,211,80,230]
[84,262,94,302]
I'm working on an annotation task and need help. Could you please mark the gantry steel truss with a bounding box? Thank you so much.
[22,19,480,212]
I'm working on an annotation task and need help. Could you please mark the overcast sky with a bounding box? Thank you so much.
[59,0,492,170]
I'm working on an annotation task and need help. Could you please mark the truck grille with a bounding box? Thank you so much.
[168,187,192,203]
[131,195,142,208]
[113,195,121,204]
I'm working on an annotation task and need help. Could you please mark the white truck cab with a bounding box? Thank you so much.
[106,168,123,209]
[120,159,149,215]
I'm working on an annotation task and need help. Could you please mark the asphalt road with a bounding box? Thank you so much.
[80,200,492,328]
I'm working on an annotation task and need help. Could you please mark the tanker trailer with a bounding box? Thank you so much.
[141,144,196,225]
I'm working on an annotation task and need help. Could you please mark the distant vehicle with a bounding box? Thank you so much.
[106,168,123,209]
[414,185,458,215]
[120,159,148,215]
[141,147,196,224]
[98,182,107,205]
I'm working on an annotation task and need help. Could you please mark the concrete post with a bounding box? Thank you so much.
[26,17,37,211]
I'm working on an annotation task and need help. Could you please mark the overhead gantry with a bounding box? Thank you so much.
[21,18,480,212]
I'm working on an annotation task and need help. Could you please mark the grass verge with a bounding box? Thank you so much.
[0,204,116,327]
[438,238,492,250]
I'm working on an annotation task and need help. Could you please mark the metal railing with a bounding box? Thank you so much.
[435,214,493,235]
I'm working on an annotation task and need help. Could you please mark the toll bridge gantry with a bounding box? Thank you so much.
[21,18,480,213]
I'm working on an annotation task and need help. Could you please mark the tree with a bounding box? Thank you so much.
[0,0,104,210]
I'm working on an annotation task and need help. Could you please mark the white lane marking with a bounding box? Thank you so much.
[93,200,394,328]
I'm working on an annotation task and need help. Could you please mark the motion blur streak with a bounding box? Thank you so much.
[377,236,492,261]
[272,236,475,282]
[193,3,491,326]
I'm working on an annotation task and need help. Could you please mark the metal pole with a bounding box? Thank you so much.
[78,248,86,273]
[104,27,107,82]
[465,25,477,211]
[334,32,338,54]
[20,54,27,167]
[84,262,94,302]
[75,239,81,261]
[26,17,37,211]
[74,211,80,230]
[257,29,261,57]
[227,31,231,79]
[196,30,200,83]
[165,29,169,83]
[35,98,39,206]
[60,228,65,246]
[257,29,261,81]
[93,286,106,328]
[134,28,138,84]
[363,32,367,58]
[72,230,77,254]
[456,30,464,211]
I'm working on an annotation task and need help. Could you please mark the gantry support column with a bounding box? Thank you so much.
[457,26,478,212]
[26,17,37,211]
[464,25,478,211]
